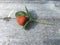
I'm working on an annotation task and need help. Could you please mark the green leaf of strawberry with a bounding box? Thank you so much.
[25,6,30,17]
[15,11,27,17]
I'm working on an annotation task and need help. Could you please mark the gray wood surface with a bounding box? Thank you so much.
[0,0,60,45]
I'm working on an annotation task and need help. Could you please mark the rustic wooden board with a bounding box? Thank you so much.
[0,0,60,45]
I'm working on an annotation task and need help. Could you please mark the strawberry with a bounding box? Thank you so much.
[15,6,55,29]
[16,16,26,25]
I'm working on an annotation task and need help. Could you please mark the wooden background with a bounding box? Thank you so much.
[0,0,60,45]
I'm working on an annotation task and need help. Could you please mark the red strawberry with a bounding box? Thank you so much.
[16,16,26,25]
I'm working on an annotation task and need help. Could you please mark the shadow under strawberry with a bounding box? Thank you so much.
[24,10,38,30]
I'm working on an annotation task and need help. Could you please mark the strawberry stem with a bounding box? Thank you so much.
[31,20,56,26]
